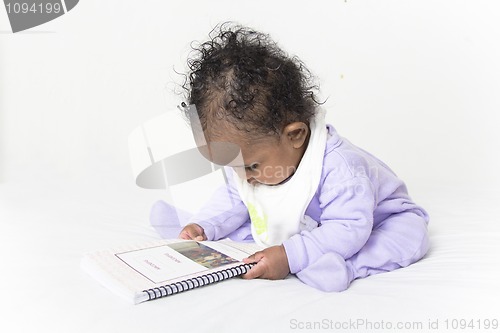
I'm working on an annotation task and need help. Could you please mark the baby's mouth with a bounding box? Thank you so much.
[247,173,294,187]
[247,178,258,186]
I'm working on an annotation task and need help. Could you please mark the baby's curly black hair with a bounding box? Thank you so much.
[182,22,320,140]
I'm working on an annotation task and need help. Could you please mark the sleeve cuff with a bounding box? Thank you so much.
[283,235,303,274]
[195,220,216,241]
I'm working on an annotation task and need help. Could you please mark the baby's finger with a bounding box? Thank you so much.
[243,251,264,264]
[179,231,193,240]
[241,262,265,280]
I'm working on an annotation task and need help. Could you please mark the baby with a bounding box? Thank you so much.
[151,23,429,291]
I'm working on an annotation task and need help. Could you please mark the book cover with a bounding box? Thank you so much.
[81,239,262,304]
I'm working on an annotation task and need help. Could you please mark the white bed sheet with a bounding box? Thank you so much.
[1,180,499,333]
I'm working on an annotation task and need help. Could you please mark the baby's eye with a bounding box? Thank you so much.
[245,163,259,171]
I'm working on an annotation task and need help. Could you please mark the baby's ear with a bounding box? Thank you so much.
[283,122,309,149]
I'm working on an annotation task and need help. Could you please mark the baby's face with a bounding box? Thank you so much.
[230,137,301,186]
[204,123,309,186]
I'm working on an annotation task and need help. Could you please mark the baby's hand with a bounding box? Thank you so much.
[179,223,207,241]
[242,245,290,280]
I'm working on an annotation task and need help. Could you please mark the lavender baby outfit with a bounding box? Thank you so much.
[150,124,429,291]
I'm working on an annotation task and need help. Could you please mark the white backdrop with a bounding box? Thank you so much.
[1,0,499,195]
[2,2,500,333]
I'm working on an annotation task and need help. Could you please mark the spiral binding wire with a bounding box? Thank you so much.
[143,263,254,300]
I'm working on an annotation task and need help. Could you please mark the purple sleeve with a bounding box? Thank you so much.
[283,176,375,274]
[190,169,250,241]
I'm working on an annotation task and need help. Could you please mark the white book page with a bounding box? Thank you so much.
[208,239,265,259]
[115,241,247,284]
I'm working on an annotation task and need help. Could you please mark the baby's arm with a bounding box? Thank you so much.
[283,176,375,289]
[179,200,248,241]
[241,176,375,283]
[180,168,250,241]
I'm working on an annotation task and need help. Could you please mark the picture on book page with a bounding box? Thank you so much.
[168,241,239,269]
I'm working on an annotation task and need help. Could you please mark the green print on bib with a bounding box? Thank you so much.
[247,203,268,235]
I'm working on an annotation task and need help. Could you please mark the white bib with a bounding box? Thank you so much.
[233,109,327,247]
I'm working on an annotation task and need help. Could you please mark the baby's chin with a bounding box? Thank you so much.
[250,176,292,186]
[248,178,274,186]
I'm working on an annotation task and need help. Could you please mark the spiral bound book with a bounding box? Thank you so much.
[81,239,262,304]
